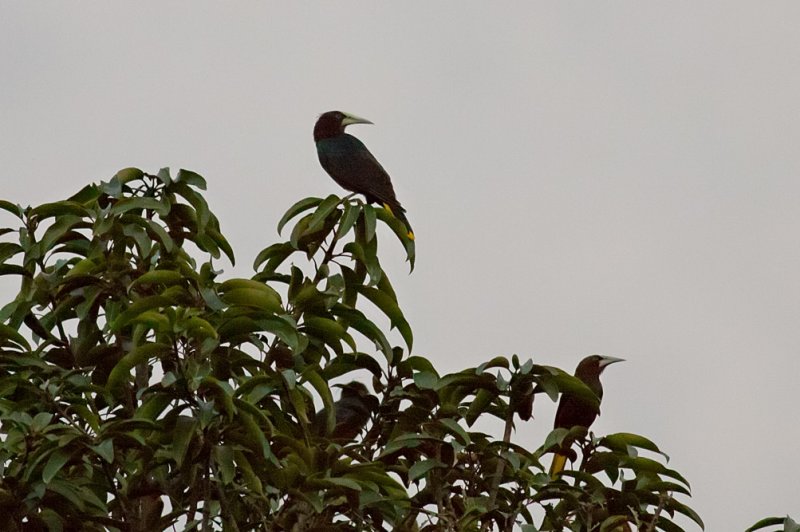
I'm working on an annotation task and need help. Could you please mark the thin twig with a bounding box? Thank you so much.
[644,491,669,532]
[484,408,515,530]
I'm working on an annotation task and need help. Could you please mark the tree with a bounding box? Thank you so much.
[0,168,704,531]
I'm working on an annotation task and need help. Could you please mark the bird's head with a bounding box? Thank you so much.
[575,354,624,380]
[336,381,370,397]
[314,110,373,141]
[335,381,379,410]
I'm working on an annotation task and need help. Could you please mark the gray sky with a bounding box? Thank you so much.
[3,3,799,529]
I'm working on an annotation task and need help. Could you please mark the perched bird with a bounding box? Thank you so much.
[550,355,624,476]
[315,381,379,443]
[314,111,414,240]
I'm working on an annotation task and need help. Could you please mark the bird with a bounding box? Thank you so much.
[315,381,379,443]
[549,355,624,476]
[314,111,414,240]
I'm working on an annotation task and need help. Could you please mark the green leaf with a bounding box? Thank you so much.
[599,516,631,532]
[90,439,114,463]
[156,167,172,184]
[39,214,85,252]
[129,269,184,290]
[109,295,174,332]
[439,418,470,445]
[113,167,144,184]
[408,459,446,482]
[172,181,211,230]
[220,279,282,309]
[602,432,669,461]
[233,400,274,463]
[253,242,295,272]
[31,412,54,432]
[343,240,383,286]
[234,450,264,495]
[0,242,22,263]
[47,479,87,512]
[38,508,64,532]
[303,316,356,352]
[206,226,235,265]
[176,168,207,190]
[359,285,412,351]
[260,316,300,351]
[348,312,393,362]
[375,206,415,271]
[0,323,31,350]
[476,356,510,373]
[363,204,377,242]
[106,342,172,393]
[185,316,218,340]
[414,371,439,389]
[288,385,309,424]
[144,218,175,254]
[170,416,198,468]
[745,517,787,532]
[220,287,282,313]
[308,476,362,491]
[321,352,383,381]
[0,199,23,219]
[43,448,71,483]
[277,197,322,235]
[214,445,235,484]
[31,201,89,219]
[465,388,495,426]
[0,264,28,277]
[201,376,236,420]
[289,212,315,250]
[336,201,361,239]
[543,427,570,452]
[306,194,341,233]
[539,369,600,411]
[402,356,437,374]
[109,197,169,217]
[667,498,705,529]
[128,310,171,331]
[305,370,335,433]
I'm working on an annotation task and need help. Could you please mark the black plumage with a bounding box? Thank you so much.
[315,381,378,443]
[550,355,623,476]
[314,110,414,239]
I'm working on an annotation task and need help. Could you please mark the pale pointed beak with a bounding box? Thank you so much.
[598,356,625,369]
[340,112,374,127]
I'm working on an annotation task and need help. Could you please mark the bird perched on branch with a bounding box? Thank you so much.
[315,381,379,443]
[549,355,624,476]
[314,110,414,240]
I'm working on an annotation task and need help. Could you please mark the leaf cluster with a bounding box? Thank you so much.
[0,169,703,531]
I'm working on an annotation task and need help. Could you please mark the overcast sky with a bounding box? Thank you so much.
[2,3,799,529]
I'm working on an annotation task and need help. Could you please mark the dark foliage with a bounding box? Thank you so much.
[0,168,705,530]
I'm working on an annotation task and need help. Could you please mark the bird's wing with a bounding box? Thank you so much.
[320,135,403,209]
[349,148,400,205]
[553,394,598,430]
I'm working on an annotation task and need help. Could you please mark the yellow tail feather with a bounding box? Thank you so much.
[382,203,415,240]
[549,453,568,477]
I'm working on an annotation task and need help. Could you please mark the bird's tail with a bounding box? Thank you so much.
[549,452,568,477]
[382,202,414,240]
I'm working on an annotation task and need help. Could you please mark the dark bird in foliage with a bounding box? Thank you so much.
[315,381,379,443]
[314,110,414,240]
[550,355,624,476]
